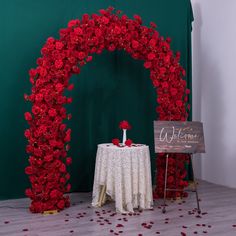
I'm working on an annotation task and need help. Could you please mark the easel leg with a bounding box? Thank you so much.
[191,154,201,214]
[162,154,169,213]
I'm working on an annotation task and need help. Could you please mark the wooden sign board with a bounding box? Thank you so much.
[154,121,205,154]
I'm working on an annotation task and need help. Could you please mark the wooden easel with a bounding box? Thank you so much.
[153,121,205,214]
[162,153,201,214]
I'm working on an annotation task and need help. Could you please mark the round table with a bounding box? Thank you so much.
[92,143,153,213]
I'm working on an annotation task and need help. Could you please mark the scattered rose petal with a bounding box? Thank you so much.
[116,224,124,228]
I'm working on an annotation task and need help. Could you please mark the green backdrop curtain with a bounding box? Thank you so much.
[0,0,193,199]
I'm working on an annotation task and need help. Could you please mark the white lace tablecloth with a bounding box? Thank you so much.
[92,143,153,213]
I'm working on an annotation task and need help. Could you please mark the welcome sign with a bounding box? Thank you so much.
[154,121,205,154]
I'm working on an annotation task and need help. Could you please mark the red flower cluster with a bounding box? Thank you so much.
[125,139,133,147]
[119,120,131,130]
[24,6,190,212]
[112,138,120,146]
[153,153,189,199]
[112,138,133,147]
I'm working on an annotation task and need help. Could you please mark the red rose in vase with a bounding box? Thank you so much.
[119,120,131,130]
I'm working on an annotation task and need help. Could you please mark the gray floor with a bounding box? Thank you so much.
[1,180,236,236]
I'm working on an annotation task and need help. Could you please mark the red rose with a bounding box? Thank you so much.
[25,188,33,198]
[55,42,64,50]
[29,68,37,77]
[68,19,79,28]
[72,66,81,74]
[50,189,59,199]
[64,129,71,142]
[119,120,131,130]
[66,183,71,192]
[144,61,152,69]
[74,27,83,35]
[44,155,53,162]
[131,40,139,49]
[39,67,47,77]
[95,28,102,37]
[32,105,41,115]
[25,166,33,175]
[78,52,86,60]
[149,39,156,47]
[170,66,175,73]
[112,138,120,146]
[55,59,63,69]
[108,44,116,52]
[176,100,183,107]
[114,26,121,35]
[147,52,156,60]
[86,56,93,62]
[170,87,178,96]
[48,108,57,117]
[67,97,73,104]
[152,80,159,87]
[60,178,66,184]
[159,67,166,75]
[35,93,43,102]
[161,82,169,89]
[59,163,66,173]
[24,112,32,121]
[24,129,31,138]
[163,56,170,64]
[66,157,72,165]
[67,84,74,91]
[101,16,109,24]
[99,9,107,15]
[57,200,65,210]
[150,22,157,28]
[186,88,190,94]
[133,14,142,24]
[125,139,133,147]
[65,173,70,180]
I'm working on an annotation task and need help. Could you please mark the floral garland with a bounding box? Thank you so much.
[24,7,190,213]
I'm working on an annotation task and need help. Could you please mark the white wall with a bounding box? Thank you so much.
[191,0,236,188]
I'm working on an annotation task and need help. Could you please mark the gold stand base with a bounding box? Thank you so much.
[43,210,58,215]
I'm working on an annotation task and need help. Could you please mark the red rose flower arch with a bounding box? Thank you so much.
[24,7,190,213]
